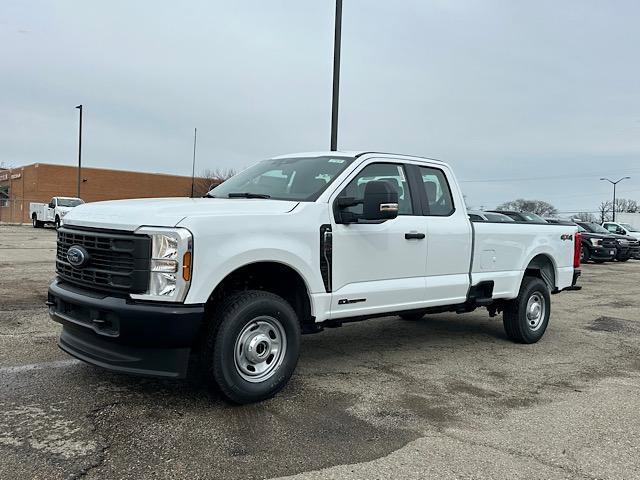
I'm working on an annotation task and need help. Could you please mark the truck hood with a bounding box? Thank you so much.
[63,197,299,231]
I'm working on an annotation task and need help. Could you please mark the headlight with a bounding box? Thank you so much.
[130,227,193,302]
[590,238,602,246]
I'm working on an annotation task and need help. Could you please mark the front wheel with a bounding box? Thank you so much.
[201,290,301,404]
[580,245,590,263]
[617,256,630,262]
[54,216,61,229]
[503,276,550,344]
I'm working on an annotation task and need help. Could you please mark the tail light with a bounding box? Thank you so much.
[573,231,582,268]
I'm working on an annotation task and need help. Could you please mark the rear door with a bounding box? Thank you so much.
[408,163,472,306]
[329,160,428,318]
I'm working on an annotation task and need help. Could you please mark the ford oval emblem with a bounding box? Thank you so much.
[67,245,90,268]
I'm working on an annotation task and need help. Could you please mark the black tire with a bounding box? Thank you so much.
[201,290,301,404]
[617,256,630,262]
[32,215,41,228]
[593,259,606,264]
[580,245,590,263]
[503,276,550,344]
[399,311,425,321]
[55,216,61,229]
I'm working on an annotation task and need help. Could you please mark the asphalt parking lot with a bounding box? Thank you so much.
[1,224,639,480]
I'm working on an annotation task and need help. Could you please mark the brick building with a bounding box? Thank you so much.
[0,163,216,224]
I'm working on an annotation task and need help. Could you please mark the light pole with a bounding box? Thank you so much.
[600,176,630,222]
[330,0,343,151]
[191,128,197,198]
[75,105,83,198]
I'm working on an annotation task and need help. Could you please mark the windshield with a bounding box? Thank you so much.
[57,198,84,207]
[484,212,514,222]
[209,156,355,201]
[621,223,638,232]
[520,212,547,223]
[579,222,610,234]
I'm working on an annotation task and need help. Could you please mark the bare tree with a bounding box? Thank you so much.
[496,199,558,216]
[192,168,237,197]
[598,201,612,223]
[614,198,638,214]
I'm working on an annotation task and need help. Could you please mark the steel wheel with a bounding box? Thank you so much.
[233,316,287,383]
[525,292,546,331]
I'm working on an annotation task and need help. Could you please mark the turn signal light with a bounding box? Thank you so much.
[182,251,192,281]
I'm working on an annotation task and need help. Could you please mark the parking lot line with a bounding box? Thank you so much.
[0,359,81,375]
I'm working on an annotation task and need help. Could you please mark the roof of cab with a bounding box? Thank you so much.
[270,151,446,165]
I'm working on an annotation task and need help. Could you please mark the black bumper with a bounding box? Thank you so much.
[589,246,617,260]
[48,279,205,378]
[557,268,581,293]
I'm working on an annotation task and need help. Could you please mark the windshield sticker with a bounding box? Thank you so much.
[328,159,345,164]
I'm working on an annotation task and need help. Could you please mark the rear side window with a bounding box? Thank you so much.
[417,166,454,216]
[468,214,484,221]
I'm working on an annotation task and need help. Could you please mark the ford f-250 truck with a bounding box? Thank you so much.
[30,197,84,229]
[48,152,581,404]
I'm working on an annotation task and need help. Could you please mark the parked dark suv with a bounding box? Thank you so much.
[576,222,639,262]
[489,210,548,223]
[572,223,617,263]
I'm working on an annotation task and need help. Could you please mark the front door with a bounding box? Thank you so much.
[329,161,428,319]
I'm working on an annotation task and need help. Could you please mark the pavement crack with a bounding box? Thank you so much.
[66,402,120,480]
[439,431,599,480]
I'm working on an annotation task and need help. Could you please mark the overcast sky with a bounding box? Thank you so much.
[2,0,639,213]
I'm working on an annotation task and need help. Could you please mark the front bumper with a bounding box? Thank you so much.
[48,279,205,378]
[589,245,617,260]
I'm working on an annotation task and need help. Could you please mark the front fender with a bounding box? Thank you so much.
[185,247,321,305]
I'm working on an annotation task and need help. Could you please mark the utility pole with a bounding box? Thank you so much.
[191,128,197,198]
[75,105,83,198]
[330,0,343,151]
[600,176,630,222]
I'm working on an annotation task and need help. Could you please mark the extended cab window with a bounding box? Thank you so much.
[418,167,454,216]
[338,163,413,216]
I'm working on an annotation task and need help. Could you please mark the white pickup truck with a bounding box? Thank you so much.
[48,152,581,404]
[30,197,84,229]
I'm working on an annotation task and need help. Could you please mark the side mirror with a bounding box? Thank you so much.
[617,227,626,235]
[362,181,399,221]
[48,202,55,209]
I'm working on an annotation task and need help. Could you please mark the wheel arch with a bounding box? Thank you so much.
[523,253,556,291]
[204,260,315,328]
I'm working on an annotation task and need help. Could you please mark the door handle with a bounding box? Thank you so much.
[405,232,425,240]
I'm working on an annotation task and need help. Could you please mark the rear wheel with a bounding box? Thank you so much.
[32,215,43,228]
[201,290,301,404]
[503,276,550,344]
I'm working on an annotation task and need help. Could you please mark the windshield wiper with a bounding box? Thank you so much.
[227,192,271,199]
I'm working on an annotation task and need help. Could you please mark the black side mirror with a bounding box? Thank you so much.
[48,203,55,209]
[616,227,625,235]
[362,181,399,221]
